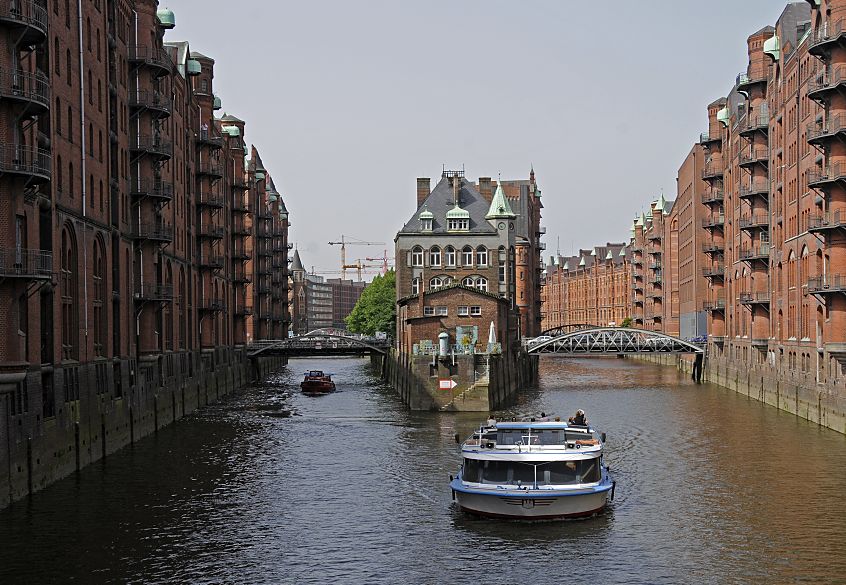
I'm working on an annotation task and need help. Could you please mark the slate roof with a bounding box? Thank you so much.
[290,249,304,272]
[399,176,497,235]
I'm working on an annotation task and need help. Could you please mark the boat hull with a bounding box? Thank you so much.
[301,382,335,394]
[451,480,612,520]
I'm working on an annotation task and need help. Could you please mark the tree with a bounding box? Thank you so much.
[345,270,396,336]
[621,317,633,328]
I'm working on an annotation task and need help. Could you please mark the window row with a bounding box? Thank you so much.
[422,305,482,317]
[411,246,488,267]
[412,276,488,294]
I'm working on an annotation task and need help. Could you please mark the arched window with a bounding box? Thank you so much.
[442,276,453,286]
[430,277,443,289]
[498,246,507,284]
[411,246,423,267]
[98,79,102,111]
[429,246,441,267]
[68,161,74,198]
[411,278,421,295]
[92,239,105,357]
[179,268,186,349]
[475,246,488,267]
[66,49,71,85]
[461,276,475,287]
[86,17,91,50]
[444,246,456,267]
[56,155,63,193]
[67,105,72,141]
[54,37,60,74]
[55,97,62,135]
[164,262,173,351]
[476,277,488,292]
[462,246,473,266]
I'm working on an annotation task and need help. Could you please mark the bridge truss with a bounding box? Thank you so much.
[247,329,390,357]
[527,327,704,355]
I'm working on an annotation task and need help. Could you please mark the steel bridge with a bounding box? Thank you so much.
[526,327,705,355]
[247,329,390,357]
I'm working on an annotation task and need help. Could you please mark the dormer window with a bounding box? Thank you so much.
[447,218,469,231]
[421,218,432,231]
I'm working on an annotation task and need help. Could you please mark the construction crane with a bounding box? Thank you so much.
[365,250,395,276]
[310,260,380,282]
[328,235,385,280]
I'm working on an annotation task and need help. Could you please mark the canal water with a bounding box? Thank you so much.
[2,357,846,584]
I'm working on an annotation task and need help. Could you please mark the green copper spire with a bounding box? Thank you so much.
[485,180,516,220]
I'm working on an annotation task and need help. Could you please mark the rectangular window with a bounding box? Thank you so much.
[423,306,435,316]
[457,306,469,316]
[470,306,481,316]
[436,306,448,316]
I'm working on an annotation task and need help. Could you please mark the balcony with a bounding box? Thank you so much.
[199,298,225,312]
[739,292,771,306]
[701,214,725,229]
[807,274,846,295]
[739,146,769,169]
[234,271,251,284]
[702,264,725,279]
[132,222,173,243]
[739,181,769,200]
[129,90,172,118]
[197,191,225,209]
[196,162,224,179]
[699,131,721,148]
[631,257,643,266]
[738,214,770,231]
[701,189,724,205]
[0,144,51,183]
[199,254,223,270]
[701,162,724,181]
[810,20,846,58]
[232,223,251,236]
[198,225,224,240]
[736,70,767,92]
[649,261,662,271]
[702,241,724,254]
[197,130,224,150]
[232,199,251,213]
[738,113,769,137]
[807,114,846,146]
[0,69,49,115]
[234,304,253,316]
[128,46,172,77]
[0,248,52,280]
[648,290,663,299]
[134,282,173,302]
[257,285,272,295]
[808,210,846,235]
[703,298,726,312]
[232,250,251,261]
[808,163,846,191]
[130,135,172,160]
[257,264,271,275]
[0,0,48,44]
[808,67,846,102]
[232,177,251,190]
[130,179,173,203]
[256,209,273,220]
[257,246,272,257]
[739,244,770,262]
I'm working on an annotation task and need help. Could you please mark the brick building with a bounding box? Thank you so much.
[395,169,544,344]
[0,1,289,506]
[540,243,632,331]
[327,277,367,330]
[289,249,333,333]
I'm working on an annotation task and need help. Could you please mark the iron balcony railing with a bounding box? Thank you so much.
[807,274,846,293]
[0,69,50,111]
[739,291,771,304]
[197,129,224,149]
[702,298,726,311]
[0,144,51,181]
[198,225,224,239]
[128,46,172,75]
[134,282,173,301]
[701,162,724,180]
[133,222,173,242]
[699,131,721,146]
[736,69,768,89]
[197,191,225,208]
[810,20,846,56]
[807,113,846,142]
[130,135,173,158]
[702,214,725,228]
[738,214,770,229]
[739,113,769,134]
[199,298,225,312]
[130,179,173,201]
[739,181,769,199]
[128,89,172,115]
[0,0,48,40]
[234,304,253,316]
[808,162,846,187]
[234,270,251,283]
[702,264,725,278]
[232,249,251,260]
[0,247,52,279]
[702,241,724,253]
[197,162,223,178]
[701,189,724,204]
[739,244,770,261]
[232,199,250,213]
[809,210,846,232]
[199,254,224,269]
[232,222,251,236]
[739,146,769,166]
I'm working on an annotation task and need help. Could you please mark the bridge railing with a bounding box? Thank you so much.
[527,327,704,355]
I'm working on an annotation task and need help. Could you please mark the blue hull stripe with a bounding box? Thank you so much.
[450,478,613,498]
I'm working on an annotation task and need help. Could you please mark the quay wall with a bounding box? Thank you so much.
[379,349,538,411]
[0,350,286,510]
[634,354,846,435]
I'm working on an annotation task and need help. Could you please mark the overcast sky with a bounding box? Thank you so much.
[164,0,790,277]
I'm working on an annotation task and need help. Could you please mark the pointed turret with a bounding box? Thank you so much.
[485,180,516,220]
[290,249,304,272]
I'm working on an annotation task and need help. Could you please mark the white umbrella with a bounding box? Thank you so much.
[488,321,496,344]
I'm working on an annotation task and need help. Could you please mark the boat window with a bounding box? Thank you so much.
[511,463,536,484]
[479,460,509,484]
[463,458,481,483]
[497,429,565,445]
[539,459,601,485]
[564,430,593,442]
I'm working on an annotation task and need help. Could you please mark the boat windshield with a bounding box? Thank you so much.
[463,458,600,486]
[496,428,595,445]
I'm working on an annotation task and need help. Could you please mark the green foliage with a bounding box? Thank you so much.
[345,270,396,335]
[621,317,633,328]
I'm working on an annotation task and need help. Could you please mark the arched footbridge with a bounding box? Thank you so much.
[526,327,705,356]
[247,329,391,357]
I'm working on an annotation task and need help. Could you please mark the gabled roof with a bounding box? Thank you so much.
[398,176,496,235]
[220,112,244,123]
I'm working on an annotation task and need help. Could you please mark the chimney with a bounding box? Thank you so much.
[416,178,430,208]
[479,177,492,203]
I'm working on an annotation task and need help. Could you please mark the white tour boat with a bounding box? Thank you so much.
[450,416,615,520]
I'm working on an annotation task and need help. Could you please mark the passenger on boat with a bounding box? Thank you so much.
[569,409,588,426]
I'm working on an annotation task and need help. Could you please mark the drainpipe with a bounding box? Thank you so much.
[78,0,89,362]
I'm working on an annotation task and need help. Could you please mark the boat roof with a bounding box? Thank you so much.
[494,422,582,431]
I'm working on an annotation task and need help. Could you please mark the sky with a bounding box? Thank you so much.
[163,0,792,278]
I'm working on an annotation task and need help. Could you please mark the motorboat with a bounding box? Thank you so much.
[300,370,336,395]
[449,416,615,520]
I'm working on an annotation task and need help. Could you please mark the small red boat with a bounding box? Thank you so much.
[301,370,336,395]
